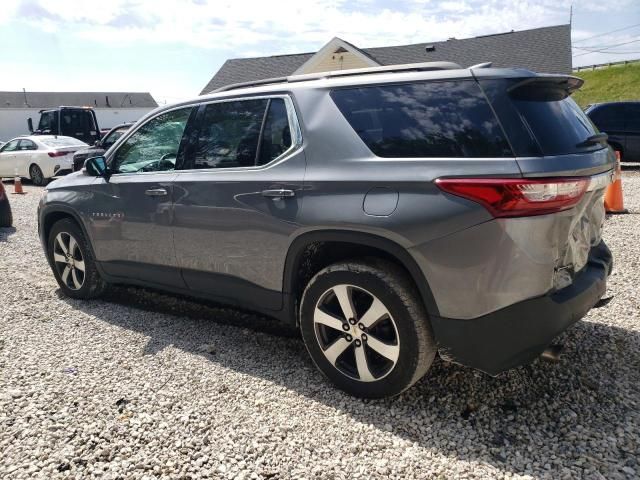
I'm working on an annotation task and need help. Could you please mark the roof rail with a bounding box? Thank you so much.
[469,62,492,69]
[211,61,464,93]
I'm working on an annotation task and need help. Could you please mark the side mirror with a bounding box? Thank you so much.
[85,156,109,178]
[27,118,34,133]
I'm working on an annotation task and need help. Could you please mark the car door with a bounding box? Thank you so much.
[624,103,640,161]
[88,105,197,288]
[0,140,20,177]
[16,139,38,177]
[172,96,305,311]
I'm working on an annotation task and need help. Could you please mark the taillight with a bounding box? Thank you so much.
[48,151,67,157]
[435,177,589,218]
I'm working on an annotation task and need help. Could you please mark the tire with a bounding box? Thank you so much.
[0,195,12,227]
[47,218,107,299]
[300,259,436,398]
[29,164,48,186]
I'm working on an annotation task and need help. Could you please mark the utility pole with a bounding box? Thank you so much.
[569,4,573,26]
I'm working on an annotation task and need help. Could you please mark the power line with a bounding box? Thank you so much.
[573,38,640,50]
[573,38,640,56]
[573,37,640,50]
[573,23,640,44]
[574,50,640,57]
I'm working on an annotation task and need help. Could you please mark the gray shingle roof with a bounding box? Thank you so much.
[0,91,158,109]
[200,25,571,94]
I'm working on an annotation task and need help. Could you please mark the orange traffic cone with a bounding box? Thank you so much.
[604,151,627,214]
[12,177,25,195]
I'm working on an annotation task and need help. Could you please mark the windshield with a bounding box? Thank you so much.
[40,137,88,147]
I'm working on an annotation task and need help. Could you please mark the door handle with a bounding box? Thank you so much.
[261,189,295,199]
[145,188,168,197]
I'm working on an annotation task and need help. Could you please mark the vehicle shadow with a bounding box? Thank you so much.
[60,285,640,478]
[0,227,17,242]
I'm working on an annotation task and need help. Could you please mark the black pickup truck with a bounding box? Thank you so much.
[28,106,101,145]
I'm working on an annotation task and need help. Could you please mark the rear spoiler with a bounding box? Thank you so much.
[507,75,584,100]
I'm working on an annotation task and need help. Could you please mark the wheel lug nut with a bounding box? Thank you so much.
[345,334,353,342]
[358,323,365,330]
[349,318,356,325]
[354,339,362,347]
[361,334,368,341]
[342,323,350,331]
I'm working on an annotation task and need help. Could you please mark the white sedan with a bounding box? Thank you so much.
[0,135,88,186]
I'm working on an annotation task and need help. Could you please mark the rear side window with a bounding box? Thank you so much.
[508,84,598,156]
[588,104,624,131]
[330,80,512,158]
[194,97,293,169]
[257,99,292,165]
[195,99,268,169]
[60,110,96,134]
[18,139,37,150]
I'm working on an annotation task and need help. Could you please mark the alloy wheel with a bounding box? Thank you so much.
[30,166,43,185]
[313,284,400,382]
[52,232,85,290]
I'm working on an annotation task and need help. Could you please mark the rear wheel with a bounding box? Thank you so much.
[47,219,106,299]
[29,164,47,186]
[300,259,436,398]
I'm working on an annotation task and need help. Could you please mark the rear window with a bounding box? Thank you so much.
[509,85,599,156]
[41,137,87,147]
[330,80,512,158]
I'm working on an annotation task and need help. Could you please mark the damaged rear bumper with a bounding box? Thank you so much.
[430,241,613,375]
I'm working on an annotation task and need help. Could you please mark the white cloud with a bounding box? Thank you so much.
[2,0,634,56]
[2,0,638,71]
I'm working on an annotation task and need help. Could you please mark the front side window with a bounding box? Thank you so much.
[102,127,128,149]
[0,140,20,152]
[112,107,192,174]
[38,112,58,133]
[331,80,512,158]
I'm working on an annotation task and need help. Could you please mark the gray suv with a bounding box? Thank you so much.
[39,62,614,398]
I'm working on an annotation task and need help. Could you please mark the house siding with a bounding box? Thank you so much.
[301,51,373,74]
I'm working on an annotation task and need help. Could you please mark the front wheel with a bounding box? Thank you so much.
[47,219,107,299]
[300,259,436,398]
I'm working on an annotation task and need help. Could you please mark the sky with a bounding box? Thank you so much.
[0,0,639,104]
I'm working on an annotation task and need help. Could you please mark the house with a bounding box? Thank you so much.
[200,24,571,94]
[0,91,158,141]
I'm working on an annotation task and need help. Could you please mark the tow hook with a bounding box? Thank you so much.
[540,344,563,363]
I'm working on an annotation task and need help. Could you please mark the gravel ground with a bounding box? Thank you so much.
[1,172,639,480]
